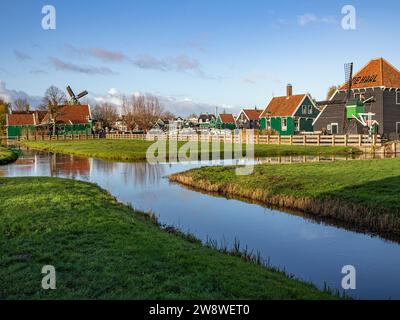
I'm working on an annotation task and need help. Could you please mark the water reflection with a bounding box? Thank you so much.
[1,148,400,299]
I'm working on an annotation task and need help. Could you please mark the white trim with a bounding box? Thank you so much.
[281,117,288,131]
[238,109,250,121]
[396,92,400,105]
[330,122,339,134]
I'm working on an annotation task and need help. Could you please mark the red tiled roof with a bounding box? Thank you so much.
[219,113,236,123]
[41,105,91,124]
[260,94,306,118]
[7,113,35,126]
[241,109,263,120]
[340,58,400,90]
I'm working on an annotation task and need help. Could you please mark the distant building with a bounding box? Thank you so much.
[214,113,237,130]
[237,108,263,129]
[198,113,216,129]
[259,85,320,135]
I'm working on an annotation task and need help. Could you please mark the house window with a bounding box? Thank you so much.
[396,92,400,105]
[281,118,287,131]
[294,118,300,131]
[308,105,313,114]
[355,93,366,101]
[265,118,271,129]
[397,122,400,134]
[302,106,307,114]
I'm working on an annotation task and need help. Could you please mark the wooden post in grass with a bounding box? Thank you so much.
[332,135,335,146]
[359,135,362,147]
[317,135,320,146]
[344,135,348,146]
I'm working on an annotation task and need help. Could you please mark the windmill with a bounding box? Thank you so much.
[316,63,377,135]
[66,86,88,105]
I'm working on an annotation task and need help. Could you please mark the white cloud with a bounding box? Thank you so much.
[0,81,42,107]
[297,14,337,27]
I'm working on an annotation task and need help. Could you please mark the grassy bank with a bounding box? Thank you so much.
[0,146,18,165]
[21,139,360,162]
[0,177,336,299]
[170,158,400,235]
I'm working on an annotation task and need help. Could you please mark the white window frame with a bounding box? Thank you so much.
[396,122,400,134]
[294,118,300,131]
[302,106,307,114]
[308,105,313,114]
[354,93,365,101]
[265,118,271,129]
[396,91,400,105]
[330,123,339,135]
[281,117,288,131]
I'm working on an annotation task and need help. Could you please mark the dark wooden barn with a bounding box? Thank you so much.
[313,58,400,138]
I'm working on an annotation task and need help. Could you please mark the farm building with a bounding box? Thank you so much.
[214,113,237,130]
[6,112,40,137]
[6,105,92,138]
[259,85,320,135]
[237,108,263,129]
[313,58,400,137]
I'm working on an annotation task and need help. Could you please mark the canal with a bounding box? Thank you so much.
[1,148,400,299]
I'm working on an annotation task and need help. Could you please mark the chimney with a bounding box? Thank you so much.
[287,84,293,97]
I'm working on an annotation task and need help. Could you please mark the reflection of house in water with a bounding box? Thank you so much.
[49,153,91,179]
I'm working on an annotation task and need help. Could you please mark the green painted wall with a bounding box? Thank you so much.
[214,117,236,130]
[271,117,294,136]
[7,125,35,137]
[300,118,313,132]
[7,123,92,137]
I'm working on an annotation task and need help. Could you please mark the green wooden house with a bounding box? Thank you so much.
[259,85,320,135]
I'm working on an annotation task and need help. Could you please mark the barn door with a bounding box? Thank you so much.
[331,123,338,135]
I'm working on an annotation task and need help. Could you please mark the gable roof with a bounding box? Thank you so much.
[41,105,91,125]
[198,114,216,121]
[260,94,306,118]
[240,109,263,120]
[218,113,235,123]
[7,112,36,126]
[340,58,400,90]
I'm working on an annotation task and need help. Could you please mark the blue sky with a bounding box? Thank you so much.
[1,0,400,115]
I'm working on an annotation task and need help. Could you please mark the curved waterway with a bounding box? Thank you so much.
[1,148,400,300]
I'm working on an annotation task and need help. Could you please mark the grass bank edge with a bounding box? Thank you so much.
[0,146,19,165]
[20,140,361,162]
[0,176,338,299]
[169,158,400,236]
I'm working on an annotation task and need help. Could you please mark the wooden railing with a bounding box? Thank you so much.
[5,133,382,147]
[106,133,382,147]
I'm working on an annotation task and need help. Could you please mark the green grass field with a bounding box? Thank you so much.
[0,177,336,299]
[170,157,400,235]
[0,146,18,165]
[21,139,360,162]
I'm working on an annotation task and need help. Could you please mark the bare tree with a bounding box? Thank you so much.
[41,86,67,108]
[13,98,30,112]
[92,103,118,129]
[122,94,164,132]
[326,85,339,100]
[161,111,176,121]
